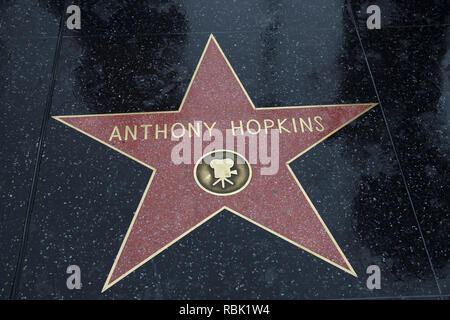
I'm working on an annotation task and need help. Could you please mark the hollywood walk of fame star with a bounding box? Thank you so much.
[53,35,377,291]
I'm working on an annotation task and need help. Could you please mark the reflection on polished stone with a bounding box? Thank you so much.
[0,0,62,299]
[352,0,449,293]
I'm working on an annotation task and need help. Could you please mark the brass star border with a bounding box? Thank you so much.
[53,35,377,291]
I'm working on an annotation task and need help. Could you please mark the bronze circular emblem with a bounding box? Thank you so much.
[194,150,252,196]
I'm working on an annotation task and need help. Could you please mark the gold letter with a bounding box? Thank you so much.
[155,124,167,139]
[246,119,261,135]
[171,122,185,139]
[109,126,122,141]
[125,125,137,141]
[140,124,152,140]
[231,120,244,136]
[291,118,298,133]
[314,116,325,132]
[188,122,201,137]
[203,122,216,137]
[277,119,291,133]
[299,117,313,133]
[264,119,275,134]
